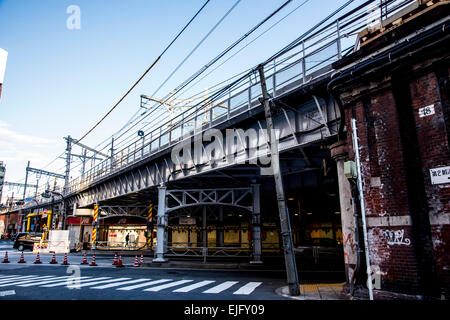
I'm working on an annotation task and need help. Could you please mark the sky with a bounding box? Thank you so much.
[0,0,364,202]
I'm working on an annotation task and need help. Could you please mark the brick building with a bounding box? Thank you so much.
[330,1,449,299]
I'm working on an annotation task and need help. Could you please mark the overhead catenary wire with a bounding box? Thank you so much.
[76,0,211,143]
[96,0,294,156]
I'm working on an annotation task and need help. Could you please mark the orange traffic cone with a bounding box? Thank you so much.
[49,253,57,264]
[81,251,88,265]
[34,251,42,264]
[133,255,139,267]
[90,252,97,266]
[116,255,124,268]
[18,251,26,263]
[140,253,144,265]
[112,252,118,265]
[61,253,69,265]
[2,251,10,263]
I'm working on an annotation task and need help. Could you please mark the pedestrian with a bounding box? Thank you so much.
[125,233,129,247]
[83,232,90,250]
[129,232,135,248]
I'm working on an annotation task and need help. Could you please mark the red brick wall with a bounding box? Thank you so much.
[409,70,450,298]
[344,88,422,295]
[342,63,450,298]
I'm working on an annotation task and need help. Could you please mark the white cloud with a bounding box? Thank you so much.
[0,120,64,197]
[0,120,57,145]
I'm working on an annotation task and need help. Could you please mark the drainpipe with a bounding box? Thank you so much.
[351,118,374,300]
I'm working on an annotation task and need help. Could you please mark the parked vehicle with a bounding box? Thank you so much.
[13,232,43,251]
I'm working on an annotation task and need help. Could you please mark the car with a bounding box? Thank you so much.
[13,232,43,251]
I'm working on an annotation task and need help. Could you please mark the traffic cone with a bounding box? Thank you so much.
[49,253,57,264]
[133,255,139,267]
[116,255,124,268]
[112,252,118,265]
[2,251,10,263]
[34,251,42,264]
[90,252,97,266]
[140,253,144,265]
[80,251,88,265]
[61,253,69,265]
[18,251,26,263]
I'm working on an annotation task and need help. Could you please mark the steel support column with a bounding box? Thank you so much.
[251,184,262,264]
[153,186,168,262]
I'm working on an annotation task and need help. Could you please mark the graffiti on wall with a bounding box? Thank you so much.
[382,229,411,246]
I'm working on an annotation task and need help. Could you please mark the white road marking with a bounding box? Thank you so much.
[0,276,58,287]
[41,277,111,287]
[0,290,15,297]
[117,279,172,291]
[144,280,194,292]
[232,282,262,295]
[18,276,74,287]
[0,275,19,280]
[173,280,216,293]
[202,281,239,294]
[71,277,131,288]
[90,278,151,289]
[0,275,39,284]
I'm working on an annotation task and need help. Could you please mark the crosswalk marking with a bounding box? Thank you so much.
[0,276,58,287]
[173,280,216,293]
[144,280,193,292]
[70,277,131,289]
[0,275,38,284]
[117,279,172,291]
[203,281,239,294]
[41,277,111,287]
[232,282,262,295]
[0,273,264,296]
[0,275,19,280]
[90,278,151,289]
[18,276,74,287]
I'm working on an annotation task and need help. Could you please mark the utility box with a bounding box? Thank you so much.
[344,161,357,179]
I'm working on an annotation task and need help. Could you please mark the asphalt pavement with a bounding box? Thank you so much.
[0,239,344,301]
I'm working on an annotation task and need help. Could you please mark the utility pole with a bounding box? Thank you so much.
[64,136,72,192]
[257,64,300,296]
[23,161,30,202]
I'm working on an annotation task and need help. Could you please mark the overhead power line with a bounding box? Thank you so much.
[77,0,211,143]
[107,0,294,152]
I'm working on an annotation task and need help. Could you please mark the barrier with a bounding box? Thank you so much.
[116,255,124,268]
[2,251,9,263]
[49,253,57,264]
[18,252,26,263]
[33,252,42,264]
[61,253,69,265]
[90,252,97,266]
[80,251,88,265]
[112,252,118,265]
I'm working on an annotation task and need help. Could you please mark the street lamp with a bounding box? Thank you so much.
[138,130,145,157]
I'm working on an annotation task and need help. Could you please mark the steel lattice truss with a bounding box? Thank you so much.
[166,188,253,213]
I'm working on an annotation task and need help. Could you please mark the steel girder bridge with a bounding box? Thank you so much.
[2,0,421,262]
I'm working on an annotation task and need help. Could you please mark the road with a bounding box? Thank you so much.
[0,240,288,300]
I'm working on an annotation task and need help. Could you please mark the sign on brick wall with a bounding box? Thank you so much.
[418,104,435,118]
[430,166,450,185]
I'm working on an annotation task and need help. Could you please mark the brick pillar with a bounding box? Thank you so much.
[330,140,358,283]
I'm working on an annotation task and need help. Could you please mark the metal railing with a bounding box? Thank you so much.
[166,242,282,262]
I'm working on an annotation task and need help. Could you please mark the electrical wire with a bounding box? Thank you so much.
[95,0,294,155]
[76,0,211,143]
